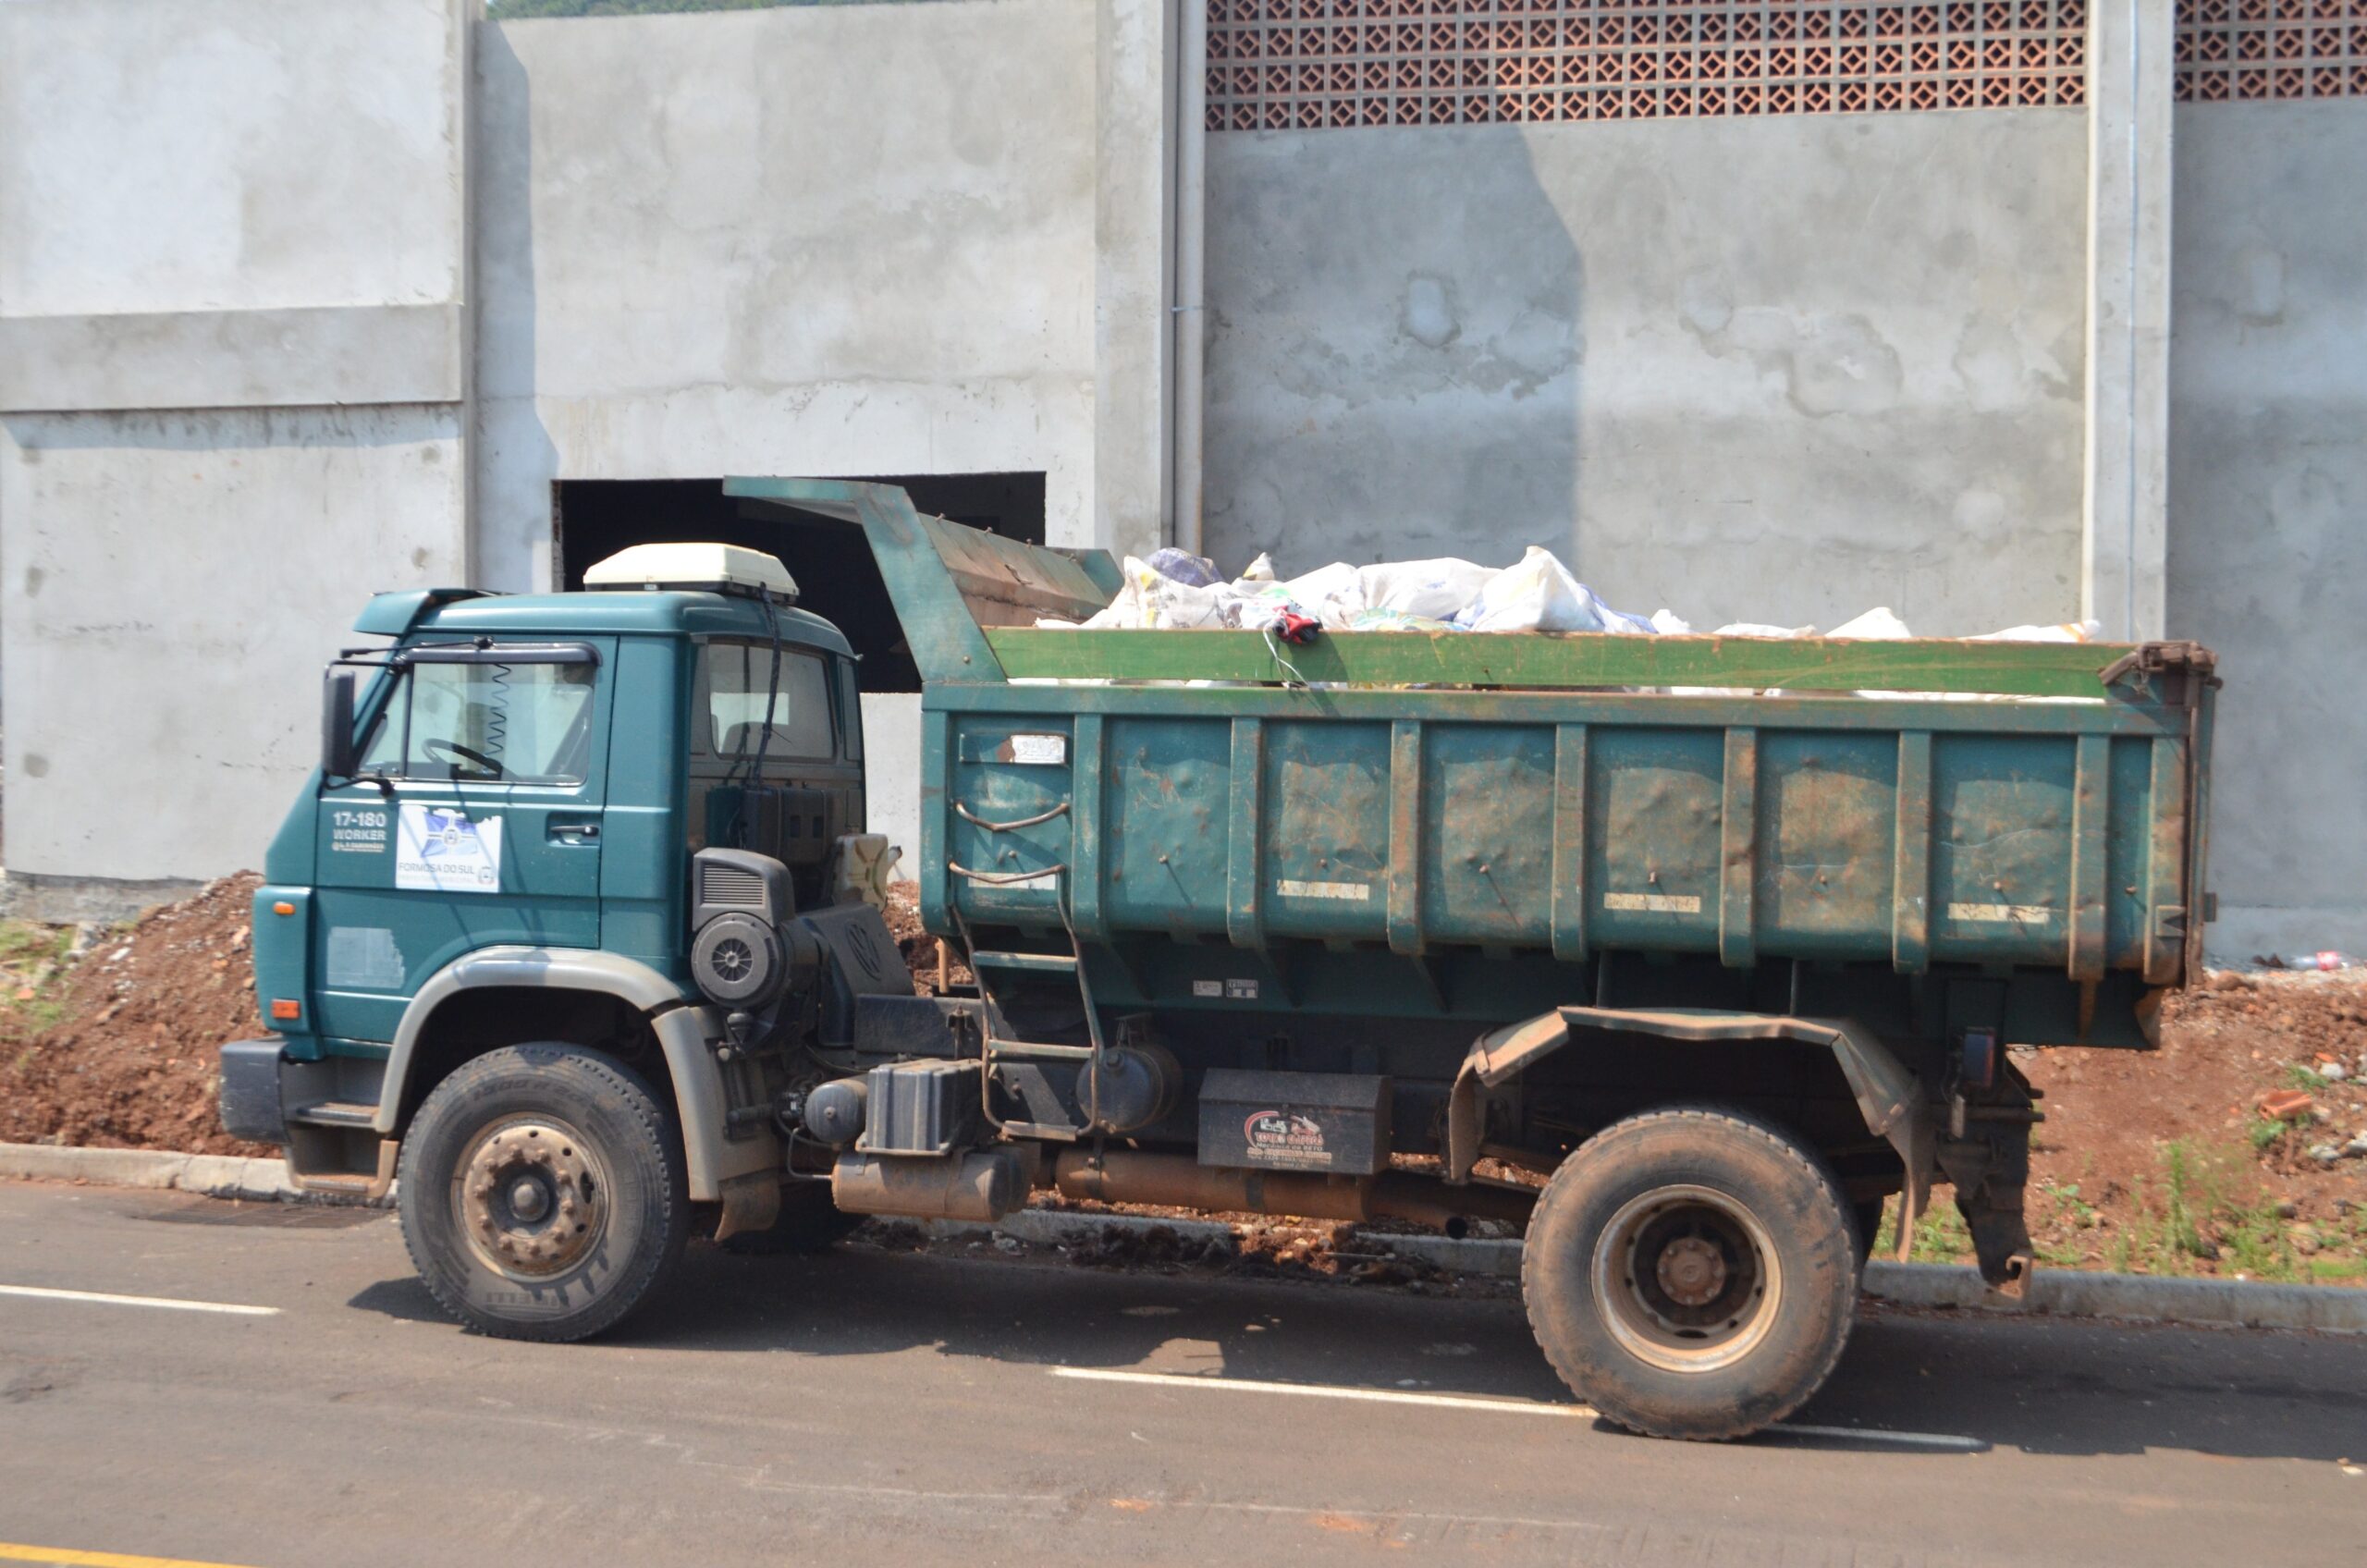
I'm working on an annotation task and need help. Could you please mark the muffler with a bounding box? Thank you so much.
[832,1146,1026,1223]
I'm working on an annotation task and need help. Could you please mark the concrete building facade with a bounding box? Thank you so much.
[1,0,2361,960]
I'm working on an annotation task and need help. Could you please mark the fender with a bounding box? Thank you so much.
[374,947,779,1202]
[1445,1004,1935,1259]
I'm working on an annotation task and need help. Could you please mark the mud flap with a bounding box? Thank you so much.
[1935,1065,2041,1293]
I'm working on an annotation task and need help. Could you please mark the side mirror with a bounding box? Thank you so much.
[322,669,359,779]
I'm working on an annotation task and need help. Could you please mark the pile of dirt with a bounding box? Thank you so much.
[883,882,970,995]
[0,873,272,1158]
[1996,969,2367,1279]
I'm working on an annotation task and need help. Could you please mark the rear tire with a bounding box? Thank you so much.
[720,1182,867,1255]
[1521,1105,1857,1440]
[398,1044,689,1342]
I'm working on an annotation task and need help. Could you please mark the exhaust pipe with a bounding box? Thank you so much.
[1049,1150,1533,1235]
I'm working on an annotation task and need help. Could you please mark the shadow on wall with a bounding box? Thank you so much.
[1200,124,1581,578]
[472,23,561,594]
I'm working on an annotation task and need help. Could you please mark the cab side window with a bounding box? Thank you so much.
[700,642,833,760]
[357,659,598,784]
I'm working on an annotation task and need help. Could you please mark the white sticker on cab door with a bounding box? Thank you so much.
[395,803,504,893]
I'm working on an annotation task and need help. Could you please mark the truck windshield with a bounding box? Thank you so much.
[359,659,597,784]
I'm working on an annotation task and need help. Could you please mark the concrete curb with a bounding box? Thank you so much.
[8,1143,2362,1332]
[1859,1260,2367,1332]
[0,1141,385,1206]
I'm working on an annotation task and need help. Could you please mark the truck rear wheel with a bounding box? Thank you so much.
[398,1044,689,1342]
[1521,1106,1856,1440]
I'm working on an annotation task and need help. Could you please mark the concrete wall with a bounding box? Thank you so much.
[1202,113,2091,636]
[473,0,1099,876]
[0,0,474,915]
[472,0,1099,594]
[0,409,469,889]
[2167,102,2367,960]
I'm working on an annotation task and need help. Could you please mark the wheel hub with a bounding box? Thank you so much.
[1591,1184,1784,1375]
[457,1120,605,1279]
[1654,1234,1728,1306]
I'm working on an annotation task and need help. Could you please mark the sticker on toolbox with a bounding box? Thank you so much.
[1241,1109,1333,1170]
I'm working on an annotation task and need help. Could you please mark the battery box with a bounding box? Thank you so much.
[859,1059,982,1156]
[1196,1070,1391,1176]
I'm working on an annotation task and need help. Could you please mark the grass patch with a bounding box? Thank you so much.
[2285,1064,2332,1094]
[0,920,71,970]
[1871,1195,1974,1263]
[0,919,79,1036]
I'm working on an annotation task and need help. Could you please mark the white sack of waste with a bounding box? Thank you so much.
[1363,558,1500,623]
[1450,546,1656,635]
[1973,619,2101,643]
[1276,561,1366,627]
[1716,621,1820,639]
[1827,606,1915,640]
[1075,557,1268,631]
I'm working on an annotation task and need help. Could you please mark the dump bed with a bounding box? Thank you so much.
[730,480,2214,1049]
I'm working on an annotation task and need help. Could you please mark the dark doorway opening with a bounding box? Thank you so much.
[553,474,1046,692]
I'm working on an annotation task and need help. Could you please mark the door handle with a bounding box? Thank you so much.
[546,820,601,842]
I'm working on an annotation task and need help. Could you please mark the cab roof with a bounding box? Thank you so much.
[354,587,852,657]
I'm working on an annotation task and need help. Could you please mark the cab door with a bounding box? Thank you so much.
[309,639,615,1045]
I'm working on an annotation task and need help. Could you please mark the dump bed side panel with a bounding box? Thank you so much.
[927,692,2202,993]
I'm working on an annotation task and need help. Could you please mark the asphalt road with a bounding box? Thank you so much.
[1,1180,2361,1568]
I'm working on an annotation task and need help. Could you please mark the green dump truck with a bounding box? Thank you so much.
[222,480,2217,1439]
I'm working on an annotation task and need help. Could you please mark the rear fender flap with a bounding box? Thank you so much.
[1447,1006,1933,1248]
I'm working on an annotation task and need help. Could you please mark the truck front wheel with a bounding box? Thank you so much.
[398,1044,690,1342]
[1521,1106,1856,1440]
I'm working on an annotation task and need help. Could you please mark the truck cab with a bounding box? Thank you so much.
[224,544,905,1263]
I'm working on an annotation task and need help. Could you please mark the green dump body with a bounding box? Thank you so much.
[730,479,2215,1051]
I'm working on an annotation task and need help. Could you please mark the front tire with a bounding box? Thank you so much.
[398,1044,689,1342]
[1521,1106,1857,1440]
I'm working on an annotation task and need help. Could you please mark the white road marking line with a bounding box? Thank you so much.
[0,1284,278,1317]
[1050,1367,1984,1451]
[1054,1366,1593,1419]
[1765,1422,1986,1452]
